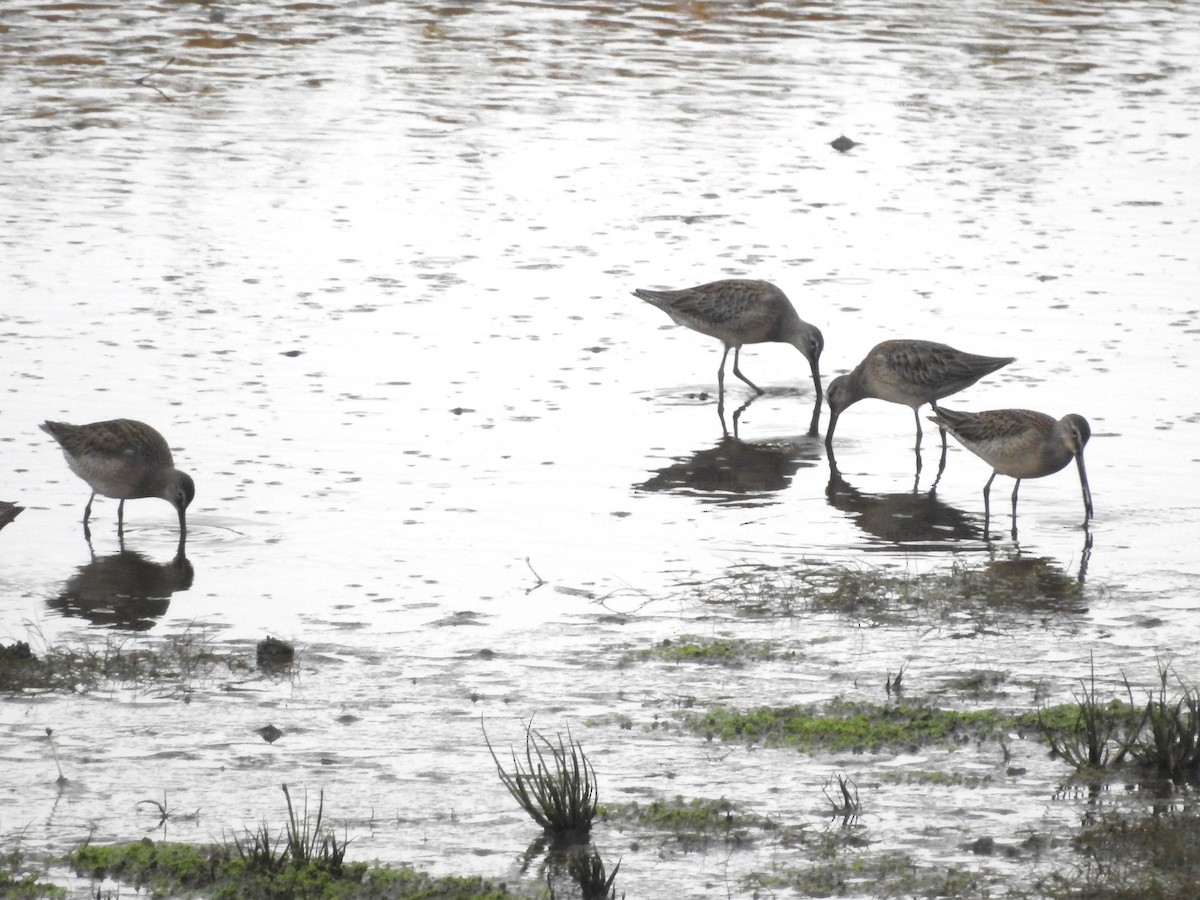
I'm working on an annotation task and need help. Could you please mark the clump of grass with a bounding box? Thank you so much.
[822,774,861,824]
[1030,807,1200,898]
[232,819,287,874]
[281,785,347,873]
[485,721,598,838]
[1039,661,1143,772]
[231,784,347,876]
[1130,662,1200,782]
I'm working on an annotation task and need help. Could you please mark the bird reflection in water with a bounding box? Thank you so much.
[638,421,822,505]
[48,547,194,630]
[825,460,982,549]
[975,540,1092,607]
[717,393,820,443]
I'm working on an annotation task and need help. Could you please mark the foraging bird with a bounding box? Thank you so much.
[928,407,1093,533]
[40,419,195,540]
[825,340,1014,451]
[634,278,824,407]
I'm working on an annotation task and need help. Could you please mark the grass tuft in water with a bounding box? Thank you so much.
[1130,661,1200,782]
[1026,807,1200,899]
[485,720,598,839]
[1039,659,1143,772]
[230,784,348,877]
[281,785,348,873]
[822,773,861,824]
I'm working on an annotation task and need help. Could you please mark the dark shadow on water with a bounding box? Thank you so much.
[47,547,195,630]
[637,432,822,506]
[825,461,982,549]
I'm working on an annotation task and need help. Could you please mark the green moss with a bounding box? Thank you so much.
[685,700,1022,754]
[0,870,65,899]
[68,841,521,900]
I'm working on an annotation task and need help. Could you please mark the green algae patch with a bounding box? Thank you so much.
[69,841,521,900]
[684,700,1027,753]
[0,870,64,899]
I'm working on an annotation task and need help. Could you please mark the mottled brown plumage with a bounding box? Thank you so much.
[635,279,824,407]
[40,419,195,540]
[825,339,1014,450]
[929,407,1093,532]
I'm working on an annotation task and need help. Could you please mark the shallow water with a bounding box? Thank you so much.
[2,0,1200,896]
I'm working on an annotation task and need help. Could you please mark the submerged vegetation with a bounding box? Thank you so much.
[694,557,1090,624]
[0,628,251,695]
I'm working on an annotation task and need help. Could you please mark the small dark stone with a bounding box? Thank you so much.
[256,637,295,669]
[968,836,995,855]
[831,135,861,153]
[258,724,284,744]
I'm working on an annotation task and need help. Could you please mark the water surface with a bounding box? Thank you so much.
[2,1,1199,896]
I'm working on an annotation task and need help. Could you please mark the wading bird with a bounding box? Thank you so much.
[928,407,1093,537]
[40,419,195,541]
[634,279,824,433]
[825,339,1014,455]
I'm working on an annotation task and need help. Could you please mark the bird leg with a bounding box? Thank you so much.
[912,407,924,449]
[118,499,125,537]
[935,439,948,483]
[1010,479,1022,541]
[982,471,997,534]
[717,344,731,400]
[82,491,95,541]
[731,346,763,395]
